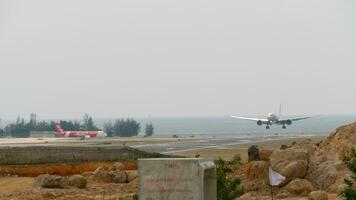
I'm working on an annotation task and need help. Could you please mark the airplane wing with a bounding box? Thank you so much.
[290,117,311,121]
[231,116,269,122]
[278,117,311,124]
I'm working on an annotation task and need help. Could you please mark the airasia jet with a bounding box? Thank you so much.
[55,123,107,138]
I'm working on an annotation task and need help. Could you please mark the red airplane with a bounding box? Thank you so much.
[55,123,107,138]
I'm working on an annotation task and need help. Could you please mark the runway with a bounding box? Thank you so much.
[131,135,293,154]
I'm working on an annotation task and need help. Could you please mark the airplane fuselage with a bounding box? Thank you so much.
[61,131,107,138]
[267,113,279,122]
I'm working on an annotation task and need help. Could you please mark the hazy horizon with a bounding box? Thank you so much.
[1,0,355,119]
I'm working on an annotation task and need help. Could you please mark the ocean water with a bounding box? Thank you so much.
[96,115,356,137]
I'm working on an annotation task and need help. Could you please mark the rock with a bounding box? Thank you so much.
[95,169,128,183]
[34,174,64,188]
[246,161,268,180]
[126,170,138,182]
[308,190,328,200]
[285,178,315,195]
[316,122,356,160]
[112,162,124,171]
[248,145,260,161]
[67,174,87,188]
[235,192,271,200]
[280,144,289,150]
[259,149,273,161]
[93,167,102,175]
[241,161,269,192]
[290,139,317,157]
[306,160,347,191]
[81,171,93,177]
[337,184,348,195]
[110,171,127,183]
[269,148,310,184]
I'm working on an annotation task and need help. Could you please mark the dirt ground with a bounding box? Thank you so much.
[0,177,35,196]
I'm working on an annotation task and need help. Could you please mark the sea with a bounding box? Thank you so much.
[95,115,356,137]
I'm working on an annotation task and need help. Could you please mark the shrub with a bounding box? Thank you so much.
[341,147,356,200]
[216,158,243,200]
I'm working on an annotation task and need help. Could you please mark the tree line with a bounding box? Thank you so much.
[0,114,154,138]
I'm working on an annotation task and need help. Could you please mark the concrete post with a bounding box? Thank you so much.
[138,158,216,200]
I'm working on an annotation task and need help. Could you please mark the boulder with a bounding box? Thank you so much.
[248,145,260,161]
[126,170,138,182]
[242,161,269,192]
[112,162,124,171]
[110,171,127,183]
[67,174,87,188]
[246,161,268,180]
[285,178,315,195]
[308,190,328,200]
[306,160,348,191]
[259,149,273,161]
[34,174,65,188]
[316,122,356,160]
[269,148,310,184]
[290,139,317,157]
[93,167,102,175]
[235,192,271,200]
[95,169,128,183]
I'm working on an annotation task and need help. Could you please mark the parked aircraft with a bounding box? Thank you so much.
[55,123,107,137]
[231,105,310,129]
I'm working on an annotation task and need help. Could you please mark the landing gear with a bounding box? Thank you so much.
[282,125,286,129]
[266,126,270,129]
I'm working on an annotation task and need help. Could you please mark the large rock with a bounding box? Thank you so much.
[269,148,310,184]
[235,192,271,200]
[290,139,318,157]
[67,174,87,188]
[259,149,273,161]
[316,122,356,160]
[241,161,269,192]
[110,171,127,183]
[285,178,315,195]
[248,145,260,161]
[246,161,268,180]
[95,169,128,183]
[34,174,65,188]
[306,160,350,192]
[126,170,138,182]
[308,190,328,200]
[34,174,87,189]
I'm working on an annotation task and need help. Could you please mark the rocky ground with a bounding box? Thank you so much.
[0,163,138,200]
[235,122,356,200]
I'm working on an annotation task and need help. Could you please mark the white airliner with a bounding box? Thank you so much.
[231,105,311,129]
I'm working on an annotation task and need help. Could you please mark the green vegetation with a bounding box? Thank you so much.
[3,113,99,137]
[144,123,154,137]
[1,114,148,138]
[103,119,141,137]
[216,154,243,200]
[341,147,356,200]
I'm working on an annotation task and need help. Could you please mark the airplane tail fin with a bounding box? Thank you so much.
[55,123,65,137]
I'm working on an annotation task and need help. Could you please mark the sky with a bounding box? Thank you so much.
[0,0,355,119]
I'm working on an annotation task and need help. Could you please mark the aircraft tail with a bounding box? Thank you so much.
[55,123,65,137]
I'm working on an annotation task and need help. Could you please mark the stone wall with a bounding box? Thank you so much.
[0,146,165,165]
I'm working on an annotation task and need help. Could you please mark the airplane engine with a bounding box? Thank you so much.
[286,119,292,125]
[257,120,263,126]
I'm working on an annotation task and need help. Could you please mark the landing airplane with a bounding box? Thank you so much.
[55,123,107,138]
[231,105,311,129]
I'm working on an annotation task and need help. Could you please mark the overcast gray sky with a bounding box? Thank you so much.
[0,0,355,119]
